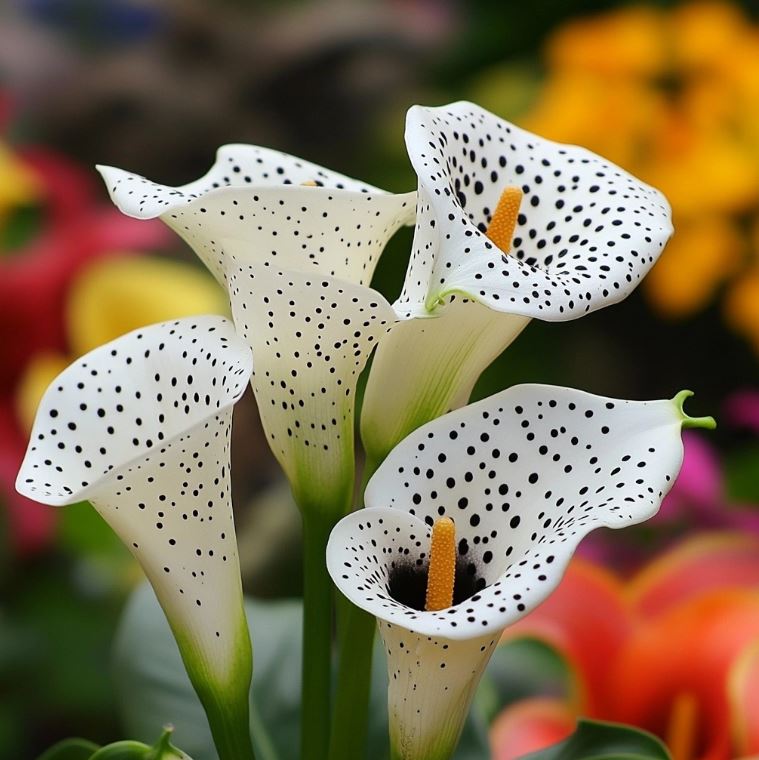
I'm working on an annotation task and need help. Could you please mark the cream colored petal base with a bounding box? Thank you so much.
[361,299,529,464]
[225,250,395,511]
[380,621,499,760]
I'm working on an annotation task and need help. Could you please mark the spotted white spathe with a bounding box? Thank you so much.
[361,100,673,468]
[97,144,415,287]
[16,316,253,691]
[398,101,673,318]
[330,383,688,759]
[360,298,529,464]
[99,145,412,512]
[222,241,396,508]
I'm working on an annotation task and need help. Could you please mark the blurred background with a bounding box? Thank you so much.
[1,1,758,758]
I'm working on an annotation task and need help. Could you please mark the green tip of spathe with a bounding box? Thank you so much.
[673,390,717,430]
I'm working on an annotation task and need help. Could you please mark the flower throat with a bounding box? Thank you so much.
[388,517,483,612]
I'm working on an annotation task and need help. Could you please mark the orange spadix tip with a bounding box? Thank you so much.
[486,186,523,253]
[424,517,457,612]
[301,180,318,186]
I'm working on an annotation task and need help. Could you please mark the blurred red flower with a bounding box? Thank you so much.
[491,534,759,760]
[0,138,169,554]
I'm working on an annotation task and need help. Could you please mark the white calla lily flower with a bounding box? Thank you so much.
[98,145,414,513]
[222,241,395,510]
[330,385,711,760]
[16,316,255,760]
[97,144,415,288]
[361,101,673,463]
[98,145,416,759]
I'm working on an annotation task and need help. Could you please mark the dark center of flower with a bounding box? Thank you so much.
[387,517,485,611]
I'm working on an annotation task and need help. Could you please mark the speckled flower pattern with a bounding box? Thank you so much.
[99,144,414,509]
[17,316,253,683]
[398,101,673,318]
[330,383,687,759]
[223,245,395,501]
[98,145,415,286]
[361,101,674,471]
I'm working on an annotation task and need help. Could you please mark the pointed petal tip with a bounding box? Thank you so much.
[14,470,75,507]
[673,390,717,430]
[94,163,125,183]
[94,163,161,220]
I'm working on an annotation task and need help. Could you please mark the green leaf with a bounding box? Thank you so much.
[87,728,192,760]
[114,584,490,760]
[518,718,672,760]
[35,729,192,760]
[484,638,570,714]
[114,584,296,760]
[36,738,100,760]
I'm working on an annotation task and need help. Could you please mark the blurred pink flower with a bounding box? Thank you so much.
[724,390,759,433]
[666,433,759,532]
[581,427,759,568]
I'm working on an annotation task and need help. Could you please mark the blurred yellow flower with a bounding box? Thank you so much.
[545,5,666,78]
[0,142,40,221]
[66,254,227,357]
[646,216,743,317]
[15,254,227,429]
[492,1,759,345]
[15,352,69,433]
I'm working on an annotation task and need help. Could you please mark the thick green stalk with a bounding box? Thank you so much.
[329,600,376,760]
[300,508,336,760]
[170,595,255,760]
[328,458,382,760]
[201,692,257,760]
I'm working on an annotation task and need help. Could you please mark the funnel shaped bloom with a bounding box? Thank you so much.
[16,316,255,758]
[98,146,413,513]
[362,101,673,462]
[97,144,415,287]
[98,146,414,756]
[329,384,702,760]
[222,243,395,509]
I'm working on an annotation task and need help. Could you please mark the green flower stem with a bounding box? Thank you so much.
[328,457,382,760]
[170,602,255,760]
[194,680,256,760]
[301,508,336,760]
[329,600,376,760]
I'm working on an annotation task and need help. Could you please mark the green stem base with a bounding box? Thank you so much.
[169,598,255,760]
[301,511,335,760]
[201,691,257,760]
[328,456,382,760]
[328,597,376,760]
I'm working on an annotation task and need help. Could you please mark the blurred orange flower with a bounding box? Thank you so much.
[511,2,759,347]
[490,534,759,760]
